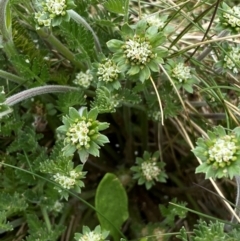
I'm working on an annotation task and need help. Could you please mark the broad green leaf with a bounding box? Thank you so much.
[68,107,80,120]
[88,107,99,120]
[104,0,126,14]
[95,173,129,241]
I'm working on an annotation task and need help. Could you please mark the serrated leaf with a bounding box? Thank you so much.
[104,0,126,14]
[96,173,128,241]
[60,21,95,60]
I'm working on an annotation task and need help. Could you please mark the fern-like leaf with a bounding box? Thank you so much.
[56,90,86,114]
[60,21,95,60]
[104,0,126,14]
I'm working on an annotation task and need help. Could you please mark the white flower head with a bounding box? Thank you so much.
[53,173,76,189]
[65,120,91,149]
[223,46,240,73]
[208,135,237,163]
[45,0,67,16]
[124,36,154,65]
[78,232,102,241]
[73,70,93,88]
[223,6,240,30]
[172,63,191,83]
[145,14,166,29]
[141,161,161,181]
[97,59,120,82]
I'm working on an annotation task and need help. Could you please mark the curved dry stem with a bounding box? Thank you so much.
[197,30,230,61]
[159,64,186,112]
[149,76,164,126]
[181,33,240,53]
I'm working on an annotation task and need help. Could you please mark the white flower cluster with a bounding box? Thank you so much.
[73,70,93,88]
[52,200,64,212]
[97,59,120,82]
[224,46,240,73]
[172,63,191,83]
[124,37,153,65]
[148,111,161,121]
[53,170,81,190]
[145,15,165,29]
[66,120,91,148]
[141,161,161,181]
[223,6,240,30]
[77,232,102,241]
[34,0,67,27]
[208,135,237,164]
[45,0,67,16]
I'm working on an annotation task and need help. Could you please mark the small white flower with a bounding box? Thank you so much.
[97,59,120,82]
[145,14,165,29]
[208,136,237,163]
[124,37,153,65]
[66,120,91,148]
[53,173,76,189]
[224,46,240,73]
[172,63,191,83]
[77,232,102,241]
[45,0,66,16]
[73,70,93,88]
[52,200,64,212]
[141,161,161,181]
[223,6,240,30]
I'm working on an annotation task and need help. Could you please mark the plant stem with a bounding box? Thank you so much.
[36,28,82,68]
[41,206,52,232]
[197,30,230,61]
[124,0,130,23]
[0,0,12,41]
[231,175,240,224]
[5,85,78,106]
[0,70,25,84]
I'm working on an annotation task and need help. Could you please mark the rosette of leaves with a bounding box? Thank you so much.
[193,126,240,179]
[218,3,240,33]
[33,0,76,28]
[177,220,238,241]
[57,107,110,163]
[107,19,167,82]
[91,86,123,113]
[131,151,167,189]
[165,59,197,93]
[92,54,124,90]
[40,153,87,199]
[74,225,109,241]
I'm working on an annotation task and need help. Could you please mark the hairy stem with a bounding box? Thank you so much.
[5,85,78,106]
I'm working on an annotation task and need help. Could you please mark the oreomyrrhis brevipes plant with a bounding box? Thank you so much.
[2,0,240,240]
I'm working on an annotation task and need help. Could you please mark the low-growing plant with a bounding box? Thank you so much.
[1,0,240,240]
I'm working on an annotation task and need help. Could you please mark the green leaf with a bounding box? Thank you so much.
[78,149,89,163]
[135,20,148,36]
[104,0,126,14]
[88,107,99,120]
[107,39,124,52]
[96,173,129,241]
[127,65,140,75]
[60,21,95,59]
[68,107,80,120]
